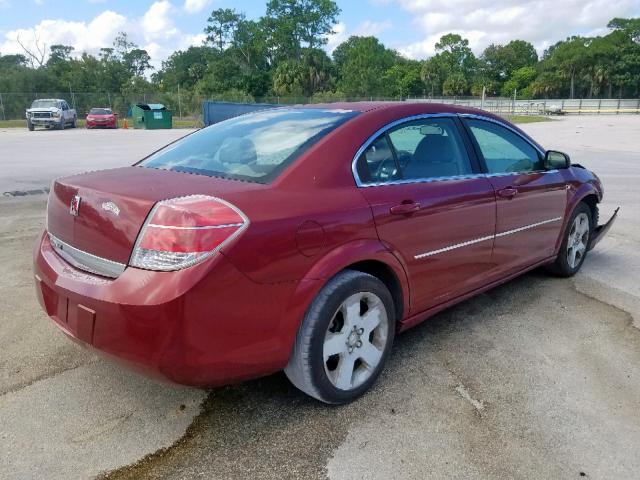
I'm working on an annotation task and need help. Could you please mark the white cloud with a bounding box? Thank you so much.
[143,33,206,69]
[0,11,127,60]
[394,0,640,59]
[354,20,392,37]
[326,21,347,53]
[183,0,211,14]
[325,20,393,53]
[0,2,206,69]
[141,0,179,42]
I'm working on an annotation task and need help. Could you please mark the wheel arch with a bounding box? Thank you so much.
[283,239,411,352]
[344,259,405,323]
[555,185,600,254]
[580,192,599,226]
[568,184,600,217]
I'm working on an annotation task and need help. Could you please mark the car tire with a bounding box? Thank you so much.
[71,117,77,128]
[546,202,592,277]
[57,119,65,130]
[285,270,395,404]
[27,121,34,131]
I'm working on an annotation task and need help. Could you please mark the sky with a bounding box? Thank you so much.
[1,0,639,69]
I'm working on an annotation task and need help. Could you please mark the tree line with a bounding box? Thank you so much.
[0,0,639,119]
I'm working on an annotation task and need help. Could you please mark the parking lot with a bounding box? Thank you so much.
[1,116,639,479]
[0,127,192,194]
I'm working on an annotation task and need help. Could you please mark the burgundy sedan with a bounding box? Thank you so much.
[34,103,617,403]
[86,107,117,129]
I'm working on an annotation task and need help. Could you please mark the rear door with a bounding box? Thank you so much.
[355,116,497,314]
[462,117,567,274]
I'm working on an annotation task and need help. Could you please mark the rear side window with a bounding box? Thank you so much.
[356,136,401,184]
[140,108,359,183]
[466,119,542,174]
[357,117,473,184]
[387,118,472,180]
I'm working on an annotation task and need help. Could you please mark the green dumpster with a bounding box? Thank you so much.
[131,103,173,129]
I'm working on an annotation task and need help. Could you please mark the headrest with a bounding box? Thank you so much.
[414,134,456,163]
[218,137,257,165]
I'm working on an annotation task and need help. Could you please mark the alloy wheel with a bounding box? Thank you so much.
[567,212,590,269]
[323,292,389,391]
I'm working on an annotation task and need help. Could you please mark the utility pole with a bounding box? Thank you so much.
[0,93,5,121]
[481,86,486,110]
[177,84,183,118]
[512,89,517,114]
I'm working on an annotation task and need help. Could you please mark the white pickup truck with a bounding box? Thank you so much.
[25,99,77,131]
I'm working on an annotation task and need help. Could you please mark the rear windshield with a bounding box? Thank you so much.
[89,108,112,115]
[139,108,359,183]
[31,100,59,109]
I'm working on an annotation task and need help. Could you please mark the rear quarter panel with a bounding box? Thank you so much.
[221,186,380,283]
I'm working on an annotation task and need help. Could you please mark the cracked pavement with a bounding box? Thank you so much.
[1,116,639,479]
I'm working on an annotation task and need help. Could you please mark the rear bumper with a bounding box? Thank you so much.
[33,232,300,386]
[588,207,619,251]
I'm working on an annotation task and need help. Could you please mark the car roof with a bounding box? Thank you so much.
[275,101,545,188]
[297,101,491,116]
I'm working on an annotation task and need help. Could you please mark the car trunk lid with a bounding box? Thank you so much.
[47,166,263,267]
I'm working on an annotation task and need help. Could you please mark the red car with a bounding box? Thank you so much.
[85,107,117,129]
[34,103,617,403]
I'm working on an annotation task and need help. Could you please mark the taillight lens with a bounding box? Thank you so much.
[130,195,248,271]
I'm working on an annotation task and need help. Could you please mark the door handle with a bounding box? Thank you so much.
[497,187,518,199]
[390,201,421,215]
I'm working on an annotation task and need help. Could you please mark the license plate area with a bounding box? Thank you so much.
[36,276,96,344]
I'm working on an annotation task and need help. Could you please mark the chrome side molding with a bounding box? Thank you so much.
[414,217,563,260]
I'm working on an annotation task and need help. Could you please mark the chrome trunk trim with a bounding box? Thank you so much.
[48,233,126,278]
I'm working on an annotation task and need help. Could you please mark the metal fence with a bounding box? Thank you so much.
[1,91,640,121]
[406,97,640,115]
[0,91,201,121]
[202,101,277,126]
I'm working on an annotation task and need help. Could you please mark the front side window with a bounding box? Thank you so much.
[466,119,542,174]
[357,117,473,184]
[140,108,359,183]
[387,118,472,180]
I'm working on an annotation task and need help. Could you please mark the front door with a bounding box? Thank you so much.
[462,118,567,274]
[356,116,497,314]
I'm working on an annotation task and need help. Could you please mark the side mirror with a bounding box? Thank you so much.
[544,150,570,170]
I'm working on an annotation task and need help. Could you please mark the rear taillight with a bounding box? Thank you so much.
[130,195,248,271]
